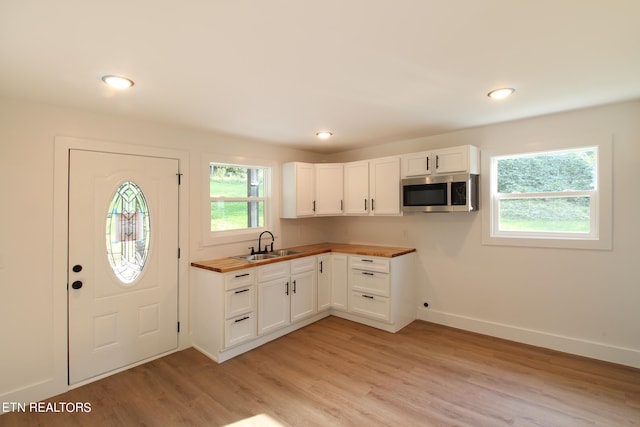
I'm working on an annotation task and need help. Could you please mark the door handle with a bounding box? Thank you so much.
[285,282,289,296]
[71,281,83,290]
[293,280,297,294]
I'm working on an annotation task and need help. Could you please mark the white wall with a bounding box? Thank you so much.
[326,100,640,367]
[0,97,329,406]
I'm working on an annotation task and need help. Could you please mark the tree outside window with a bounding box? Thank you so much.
[492,147,597,238]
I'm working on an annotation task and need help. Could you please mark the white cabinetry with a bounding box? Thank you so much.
[330,253,348,311]
[317,254,332,312]
[191,267,258,360]
[315,163,343,215]
[401,145,479,177]
[343,160,369,215]
[338,252,416,332]
[282,162,343,217]
[290,257,317,322]
[344,156,401,216]
[281,162,315,218]
[257,262,291,335]
[257,257,317,335]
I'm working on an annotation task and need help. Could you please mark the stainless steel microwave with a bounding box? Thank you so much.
[401,173,479,213]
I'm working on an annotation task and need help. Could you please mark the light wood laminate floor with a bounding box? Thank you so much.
[3,317,639,426]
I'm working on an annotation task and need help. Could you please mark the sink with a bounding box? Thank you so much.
[232,249,303,262]
[232,253,279,261]
[274,249,303,256]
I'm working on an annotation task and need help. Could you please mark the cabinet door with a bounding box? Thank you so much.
[369,156,401,215]
[281,162,315,218]
[291,269,317,322]
[433,146,468,174]
[343,161,369,215]
[317,254,331,312]
[315,164,343,215]
[295,163,316,216]
[402,151,431,177]
[258,278,290,335]
[331,253,348,311]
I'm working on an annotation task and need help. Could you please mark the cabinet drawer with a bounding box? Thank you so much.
[224,312,257,348]
[258,262,290,282]
[349,256,390,273]
[290,256,315,274]
[225,285,256,319]
[350,269,390,297]
[350,292,390,322]
[224,269,256,291]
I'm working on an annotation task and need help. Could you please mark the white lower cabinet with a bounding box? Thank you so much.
[258,257,317,335]
[257,262,290,335]
[190,267,258,360]
[331,253,348,311]
[317,254,332,312]
[341,252,416,332]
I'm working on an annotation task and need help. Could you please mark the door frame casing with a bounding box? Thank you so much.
[53,136,190,393]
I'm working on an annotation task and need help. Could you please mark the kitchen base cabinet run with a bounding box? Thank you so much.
[191,265,329,363]
[190,244,417,363]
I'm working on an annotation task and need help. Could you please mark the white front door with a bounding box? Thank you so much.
[68,149,179,385]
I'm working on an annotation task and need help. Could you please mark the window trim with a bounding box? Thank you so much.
[201,154,276,247]
[482,135,612,250]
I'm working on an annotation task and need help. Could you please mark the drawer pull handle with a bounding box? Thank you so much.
[361,259,374,262]
[362,272,375,276]
[234,316,250,323]
[362,294,374,299]
[235,273,250,278]
[234,288,250,294]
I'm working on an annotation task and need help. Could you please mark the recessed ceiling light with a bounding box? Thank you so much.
[316,131,333,139]
[101,75,135,89]
[487,87,515,99]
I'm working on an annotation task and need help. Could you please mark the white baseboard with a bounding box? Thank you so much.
[417,307,640,369]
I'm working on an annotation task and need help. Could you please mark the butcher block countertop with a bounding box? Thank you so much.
[191,242,416,273]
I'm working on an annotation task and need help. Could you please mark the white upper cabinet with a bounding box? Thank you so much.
[315,163,343,215]
[401,145,479,177]
[343,160,370,215]
[344,157,401,216]
[281,162,315,218]
[369,156,401,215]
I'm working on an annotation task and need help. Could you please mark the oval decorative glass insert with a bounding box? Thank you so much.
[105,181,150,284]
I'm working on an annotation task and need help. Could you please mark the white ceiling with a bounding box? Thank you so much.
[2,1,639,153]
